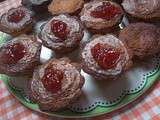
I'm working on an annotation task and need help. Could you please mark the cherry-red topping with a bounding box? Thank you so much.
[91,43,120,70]
[51,20,68,40]
[8,9,25,23]
[42,67,63,93]
[90,2,122,20]
[1,43,26,64]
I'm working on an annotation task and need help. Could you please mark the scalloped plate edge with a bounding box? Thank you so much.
[1,66,160,118]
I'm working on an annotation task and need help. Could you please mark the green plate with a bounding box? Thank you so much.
[0,31,160,118]
[1,69,160,118]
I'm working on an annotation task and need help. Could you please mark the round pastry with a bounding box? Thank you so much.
[39,14,84,53]
[48,0,84,15]
[122,0,160,22]
[119,22,160,59]
[28,58,84,111]
[0,6,34,36]
[22,0,52,13]
[81,34,132,80]
[80,0,124,34]
[0,35,41,76]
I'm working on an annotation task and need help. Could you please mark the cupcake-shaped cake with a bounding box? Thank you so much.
[119,22,160,59]
[80,0,124,34]
[22,0,52,13]
[39,14,84,53]
[28,58,84,111]
[122,0,160,22]
[0,6,34,36]
[81,34,132,80]
[48,0,84,15]
[0,35,41,76]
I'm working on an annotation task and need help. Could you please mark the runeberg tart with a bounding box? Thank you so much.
[81,34,132,80]
[80,0,124,34]
[0,35,41,76]
[122,0,160,22]
[28,58,84,111]
[39,14,84,53]
[119,22,160,59]
[0,6,34,36]
[48,0,84,15]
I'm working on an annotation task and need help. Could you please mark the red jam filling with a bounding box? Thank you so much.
[42,67,64,93]
[8,9,25,23]
[90,2,122,20]
[1,43,26,64]
[51,20,69,40]
[91,43,120,70]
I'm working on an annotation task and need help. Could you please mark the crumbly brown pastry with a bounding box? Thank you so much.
[48,0,84,15]
[119,23,160,59]
[0,6,34,36]
[28,58,84,111]
[0,35,41,76]
[80,0,124,34]
[39,14,84,53]
[122,0,160,22]
[81,34,132,80]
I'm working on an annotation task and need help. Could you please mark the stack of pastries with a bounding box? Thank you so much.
[0,0,159,111]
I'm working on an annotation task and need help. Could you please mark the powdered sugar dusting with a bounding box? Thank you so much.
[82,35,129,76]
[81,1,120,22]
[31,59,82,101]
[1,7,33,30]
[40,14,80,49]
[122,0,160,15]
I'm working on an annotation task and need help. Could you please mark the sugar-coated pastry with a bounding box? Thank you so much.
[28,58,84,111]
[48,0,84,15]
[122,0,160,22]
[119,23,160,59]
[81,34,132,80]
[0,6,34,36]
[39,14,84,53]
[0,35,41,76]
[80,0,124,34]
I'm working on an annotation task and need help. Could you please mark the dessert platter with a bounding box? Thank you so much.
[0,0,160,118]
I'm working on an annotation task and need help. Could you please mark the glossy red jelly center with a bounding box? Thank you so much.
[2,43,26,64]
[91,43,120,69]
[42,67,63,93]
[51,20,68,40]
[8,10,25,23]
[90,2,122,20]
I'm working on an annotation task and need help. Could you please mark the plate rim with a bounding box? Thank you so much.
[1,67,160,118]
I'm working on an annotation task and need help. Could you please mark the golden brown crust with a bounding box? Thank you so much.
[0,35,42,76]
[80,0,124,33]
[80,34,133,80]
[39,14,84,53]
[0,22,33,37]
[119,22,160,59]
[122,0,160,22]
[28,58,85,111]
[0,6,34,37]
[48,0,84,15]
